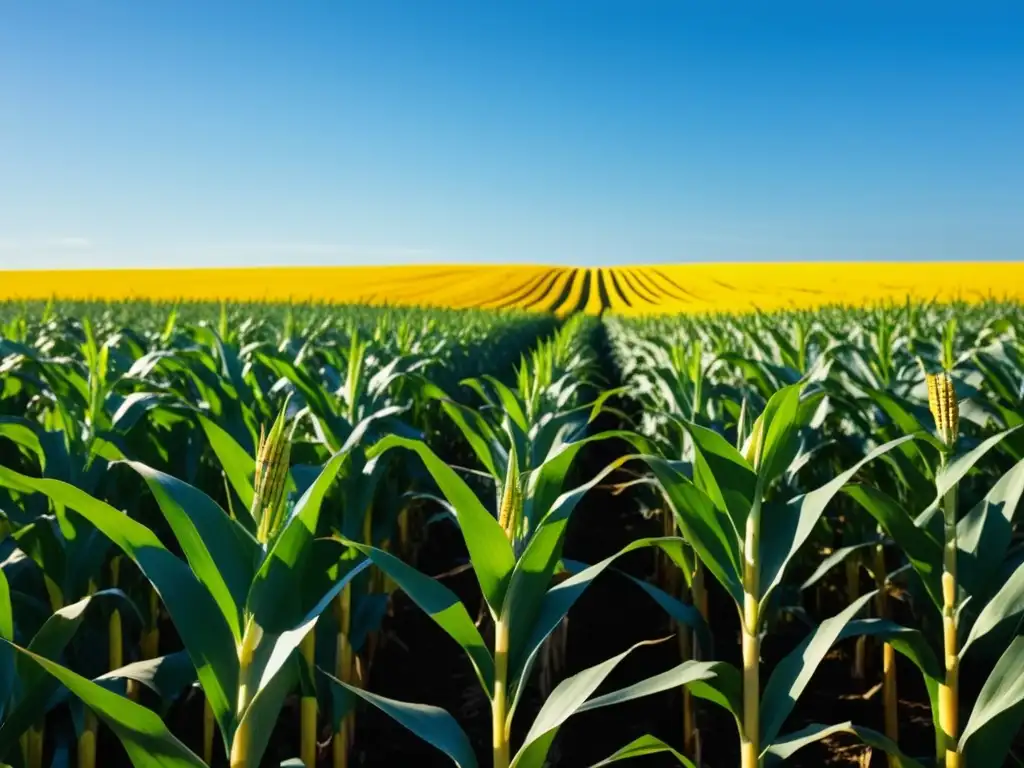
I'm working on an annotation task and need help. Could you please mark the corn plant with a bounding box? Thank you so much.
[845,373,1024,767]
[0,401,376,768]
[636,383,923,767]
[324,426,724,768]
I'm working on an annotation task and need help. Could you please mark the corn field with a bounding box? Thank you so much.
[1,299,1023,768]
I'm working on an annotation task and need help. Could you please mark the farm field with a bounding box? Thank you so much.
[2,262,1024,315]
[0,297,1023,768]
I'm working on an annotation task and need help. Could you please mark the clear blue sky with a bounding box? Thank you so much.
[1,1,1022,268]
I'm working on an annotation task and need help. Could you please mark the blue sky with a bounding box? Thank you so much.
[1,1,1022,269]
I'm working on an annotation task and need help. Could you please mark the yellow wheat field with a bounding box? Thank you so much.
[1,263,1021,316]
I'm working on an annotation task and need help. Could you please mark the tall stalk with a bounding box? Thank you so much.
[333,585,352,768]
[492,617,511,768]
[928,372,960,768]
[740,498,761,768]
[689,562,708,765]
[845,556,866,681]
[203,699,215,765]
[939,478,959,768]
[300,630,317,768]
[79,579,98,768]
[874,541,899,766]
[230,618,260,768]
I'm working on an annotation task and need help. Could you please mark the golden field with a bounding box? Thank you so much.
[1,262,1021,316]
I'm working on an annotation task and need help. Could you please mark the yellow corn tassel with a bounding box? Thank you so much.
[926,372,959,449]
[497,446,521,544]
[253,399,293,544]
[301,630,317,768]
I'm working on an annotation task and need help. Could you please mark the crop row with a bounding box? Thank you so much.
[0,300,1022,768]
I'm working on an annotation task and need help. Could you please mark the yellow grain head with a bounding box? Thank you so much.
[926,372,959,448]
[253,399,293,543]
[498,445,521,544]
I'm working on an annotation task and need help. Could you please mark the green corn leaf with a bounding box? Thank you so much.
[343,541,494,698]
[198,413,257,513]
[247,433,363,635]
[957,456,1024,600]
[615,571,714,660]
[760,592,875,747]
[838,618,943,749]
[0,417,47,472]
[421,380,502,478]
[763,721,926,767]
[2,641,207,768]
[122,460,256,641]
[0,568,12,718]
[482,375,529,434]
[959,635,1024,765]
[320,668,478,768]
[508,537,719,719]
[641,458,744,604]
[961,557,1024,657]
[677,419,757,538]
[844,484,944,611]
[758,435,914,609]
[109,392,173,433]
[505,454,633,680]
[800,541,878,591]
[754,383,805,492]
[0,589,134,755]
[935,426,1021,501]
[512,642,720,768]
[95,652,197,710]
[0,466,239,747]
[368,435,515,615]
[588,734,695,767]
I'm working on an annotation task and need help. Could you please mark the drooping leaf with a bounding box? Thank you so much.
[959,635,1024,766]
[368,435,515,615]
[763,721,926,767]
[641,458,743,604]
[760,592,875,746]
[588,735,695,767]
[0,466,239,745]
[344,541,494,698]
[961,557,1024,657]
[122,460,256,641]
[844,484,944,610]
[320,669,478,768]
[513,641,720,768]
[3,641,207,768]
[758,436,914,608]
[198,413,256,513]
